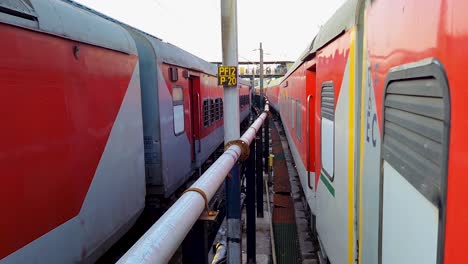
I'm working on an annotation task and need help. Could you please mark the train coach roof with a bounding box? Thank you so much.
[281,47,309,81]
[151,40,218,76]
[60,0,219,77]
[281,0,358,83]
[310,0,358,53]
[0,0,138,54]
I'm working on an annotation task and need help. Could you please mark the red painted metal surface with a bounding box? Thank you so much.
[279,64,307,167]
[266,84,280,109]
[314,32,350,187]
[0,24,137,259]
[367,0,468,262]
[279,31,350,189]
[305,62,316,175]
[159,64,250,142]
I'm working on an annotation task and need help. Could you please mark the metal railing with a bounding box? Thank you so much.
[117,101,270,264]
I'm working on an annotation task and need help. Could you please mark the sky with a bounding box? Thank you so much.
[74,0,346,62]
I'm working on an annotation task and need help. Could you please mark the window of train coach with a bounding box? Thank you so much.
[296,100,301,140]
[291,97,295,129]
[215,98,221,121]
[203,100,210,127]
[321,82,335,180]
[172,86,185,135]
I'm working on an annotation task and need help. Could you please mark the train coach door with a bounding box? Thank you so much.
[189,76,201,162]
[306,65,317,194]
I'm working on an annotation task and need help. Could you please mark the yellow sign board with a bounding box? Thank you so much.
[218,66,237,86]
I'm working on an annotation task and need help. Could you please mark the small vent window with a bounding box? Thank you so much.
[321,82,334,180]
[382,62,449,206]
[169,67,178,82]
[172,86,184,135]
[296,100,301,141]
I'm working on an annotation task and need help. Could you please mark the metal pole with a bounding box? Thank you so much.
[246,130,256,263]
[117,105,269,264]
[256,127,264,218]
[221,1,241,263]
[182,221,209,264]
[259,42,264,108]
[251,76,255,115]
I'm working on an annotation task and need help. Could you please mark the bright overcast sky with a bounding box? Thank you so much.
[74,0,346,62]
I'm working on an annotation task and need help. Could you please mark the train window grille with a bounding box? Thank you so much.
[214,98,221,121]
[220,99,224,118]
[209,99,215,124]
[321,82,335,180]
[203,100,210,128]
[296,100,301,141]
[172,86,184,135]
[218,98,222,120]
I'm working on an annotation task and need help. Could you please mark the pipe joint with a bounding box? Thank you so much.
[225,139,250,161]
[183,187,218,217]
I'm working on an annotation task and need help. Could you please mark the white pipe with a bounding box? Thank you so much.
[117,102,269,264]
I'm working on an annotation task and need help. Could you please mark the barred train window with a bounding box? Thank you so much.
[210,99,215,124]
[172,86,184,135]
[214,98,220,121]
[296,100,301,140]
[203,100,210,127]
[220,99,224,118]
[321,82,334,179]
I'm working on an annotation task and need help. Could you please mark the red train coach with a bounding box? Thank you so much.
[0,0,145,262]
[279,0,468,263]
[0,0,251,263]
[265,79,281,112]
[127,34,250,198]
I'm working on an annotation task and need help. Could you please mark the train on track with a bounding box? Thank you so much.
[0,0,250,263]
[265,0,468,263]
